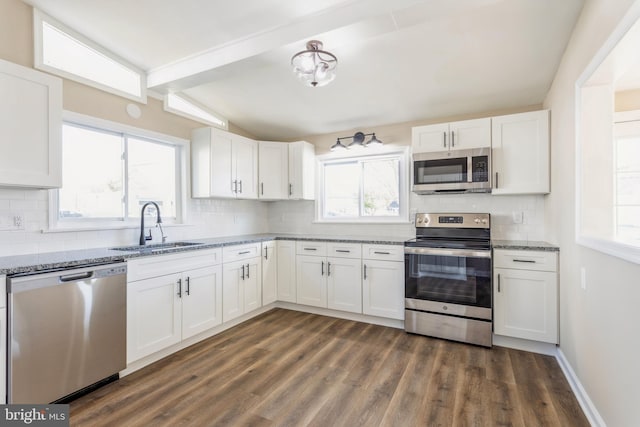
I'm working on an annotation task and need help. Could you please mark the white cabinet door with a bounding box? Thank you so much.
[448,118,491,150]
[127,273,182,363]
[209,129,236,198]
[362,260,405,320]
[296,255,327,308]
[0,306,5,404]
[181,265,223,340]
[262,241,277,305]
[288,141,315,200]
[234,136,258,199]
[0,59,62,188]
[277,240,297,302]
[411,123,449,153]
[494,268,558,343]
[327,257,362,313]
[222,261,244,322]
[243,257,262,313]
[258,142,288,199]
[492,110,550,194]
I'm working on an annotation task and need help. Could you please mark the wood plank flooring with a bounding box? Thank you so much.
[70,308,590,427]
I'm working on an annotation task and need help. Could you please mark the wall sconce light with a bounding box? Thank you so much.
[330,131,383,151]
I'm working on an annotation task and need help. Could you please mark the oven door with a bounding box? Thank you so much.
[404,247,492,310]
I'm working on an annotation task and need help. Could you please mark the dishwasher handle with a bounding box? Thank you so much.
[59,271,94,282]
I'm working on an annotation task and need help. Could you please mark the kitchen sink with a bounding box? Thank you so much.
[110,241,205,253]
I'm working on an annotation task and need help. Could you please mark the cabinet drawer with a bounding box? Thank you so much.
[362,244,404,261]
[296,241,327,256]
[327,242,361,258]
[223,243,261,263]
[493,249,557,272]
[127,248,222,281]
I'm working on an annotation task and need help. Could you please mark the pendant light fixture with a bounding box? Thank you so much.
[330,131,384,151]
[291,40,337,87]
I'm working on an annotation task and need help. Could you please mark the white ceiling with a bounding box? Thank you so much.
[24,0,585,140]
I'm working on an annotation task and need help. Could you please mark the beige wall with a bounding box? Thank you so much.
[615,88,640,111]
[544,0,640,425]
[0,0,254,140]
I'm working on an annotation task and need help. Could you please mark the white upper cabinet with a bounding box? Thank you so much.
[258,141,288,199]
[491,110,550,195]
[412,118,490,153]
[288,141,315,200]
[191,127,258,199]
[0,59,62,188]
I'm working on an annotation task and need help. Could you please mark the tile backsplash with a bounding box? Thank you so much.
[0,187,544,257]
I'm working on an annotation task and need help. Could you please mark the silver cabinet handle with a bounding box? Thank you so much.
[327,262,331,276]
[239,180,243,193]
[261,182,264,195]
[321,261,324,276]
[513,259,536,263]
[374,251,390,255]
[246,263,250,279]
[335,249,350,253]
[241,265,245,280]
[497,274,501,293]
[264,246,268,260]
[238,250,251,255]
[495,172,499,189]
[232,180,237,193]
[443,131,447,148]
[289,183,293,196]
[304,247,317,251]
[177,278,182,298]
[364,264,367,280]
[185,277,190,296]
[451,131,455,147]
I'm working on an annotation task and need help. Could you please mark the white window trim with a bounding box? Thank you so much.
[48,111,189,232]
[164,93,228,130]
[315,146,410,224]
[33,9,147,103]
[574,1,640,265]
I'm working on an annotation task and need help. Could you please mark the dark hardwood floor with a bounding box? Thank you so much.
[70,308,590,426]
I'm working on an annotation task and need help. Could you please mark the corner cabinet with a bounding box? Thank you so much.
[257,140,315,200]
[262,240,277,305]
[191,127,258,199]
[0,59,62,188]
[411,118,490,153]
[288,141,315,200]
[276,240,297,302]
[126,249,223,364]
[491,110,550,194]
[493,249,558,344]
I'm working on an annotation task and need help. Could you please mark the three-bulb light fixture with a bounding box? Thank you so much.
[330,132,383,151]
[291,40,337,87]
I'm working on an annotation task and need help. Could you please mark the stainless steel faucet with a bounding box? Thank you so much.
[139,201,165,245]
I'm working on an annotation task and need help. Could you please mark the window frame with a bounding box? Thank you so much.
[48,111,189,231]
[315,147,410,224]
[33,9,147,103]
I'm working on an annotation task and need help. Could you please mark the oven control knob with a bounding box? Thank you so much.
[474,218,480,224]
[481,219,488,224]
[417,217,423,223]
[442,305,448,311]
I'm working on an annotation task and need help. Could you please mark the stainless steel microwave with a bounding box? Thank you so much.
[412,147,491,194]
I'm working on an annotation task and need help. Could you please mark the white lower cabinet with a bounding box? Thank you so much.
[262,241,277,305]
[222,243,262,322]
[327,257,362,313]
[362,245,405,320]
[493,249,558,343]
[1,274,6,403]
[127,250,223,364]
[277,240,296,302]
[296,254,327,308]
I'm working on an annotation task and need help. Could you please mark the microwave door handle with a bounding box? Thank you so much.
[467,156,473,183]
[451,131,455,147]
[443,132,447,148]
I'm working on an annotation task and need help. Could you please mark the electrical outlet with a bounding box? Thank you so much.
[14,215,23,229]
[580,267,586,290]
[512,211,523,224]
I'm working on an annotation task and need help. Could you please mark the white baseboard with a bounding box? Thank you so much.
[275,301,405,329]
[555,348,606,427]
[492,334,558,355]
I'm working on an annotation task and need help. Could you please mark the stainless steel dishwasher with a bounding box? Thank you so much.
[7,263,127,403]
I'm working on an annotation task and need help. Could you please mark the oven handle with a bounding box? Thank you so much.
[404,247,491,258]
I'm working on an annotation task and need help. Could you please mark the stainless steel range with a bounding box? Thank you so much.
[404,213,492,347]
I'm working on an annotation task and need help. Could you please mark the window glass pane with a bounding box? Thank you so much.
[616,172,640,205]
[616,137,640,171]
[324,162,360,217]
[362,158,400,216]
[128,138,177,218]
[59,125,123,219]
[42,21,141,97]
[617,206,640,243]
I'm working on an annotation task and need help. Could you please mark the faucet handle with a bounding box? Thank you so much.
[145,229,153,241]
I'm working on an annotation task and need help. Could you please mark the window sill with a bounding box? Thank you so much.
[313,219,411,225]
[43,223,194,234]
[577,235,640,265]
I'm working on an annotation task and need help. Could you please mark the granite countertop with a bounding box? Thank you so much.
[491,240,559,252]
[0,233,409,275]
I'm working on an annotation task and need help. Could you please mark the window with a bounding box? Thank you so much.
[52,113,186,229]
[614,119,640,244]
[164,93,228,130]
[318,151,408,222]
[34,9,146,102]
